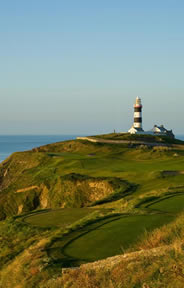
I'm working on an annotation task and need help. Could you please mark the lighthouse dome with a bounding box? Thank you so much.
[135,96,142,105]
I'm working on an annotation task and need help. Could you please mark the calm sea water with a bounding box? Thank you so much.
[177,135,184,141]
[0,135,78,162]
[0,134,183,163]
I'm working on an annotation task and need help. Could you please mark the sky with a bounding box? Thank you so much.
[0,0,184,135]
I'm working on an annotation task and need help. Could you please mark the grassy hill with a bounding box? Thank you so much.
[1,135,184,287]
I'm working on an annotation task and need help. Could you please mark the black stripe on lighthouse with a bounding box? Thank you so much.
[134,107,142,112]
[134,117,142,123]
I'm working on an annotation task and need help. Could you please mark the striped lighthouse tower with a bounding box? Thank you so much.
[128,97,144,134]
[133,96,143,129]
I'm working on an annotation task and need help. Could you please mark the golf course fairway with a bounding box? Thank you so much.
[147,194,184,213]
[63,213,174,262]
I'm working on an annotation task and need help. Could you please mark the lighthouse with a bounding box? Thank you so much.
[134,96,143,129]
[128,97,144,134]
[126,97,175,136]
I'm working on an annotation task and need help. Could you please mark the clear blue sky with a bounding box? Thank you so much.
[0,0,184,135]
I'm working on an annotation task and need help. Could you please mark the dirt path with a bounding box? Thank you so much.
[77,137,170,147]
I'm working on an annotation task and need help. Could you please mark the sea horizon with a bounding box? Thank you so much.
[0,134,80,162]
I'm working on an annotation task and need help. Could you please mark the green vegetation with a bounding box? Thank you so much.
[64,214,174,262]
[0,217,49,270]
[62,214,184,288]
[24,208,97,227]
[1,135,184,287]
[147,194,184,213]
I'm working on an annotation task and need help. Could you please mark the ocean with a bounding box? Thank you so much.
[0,135,78,162]
[0,134,183,163]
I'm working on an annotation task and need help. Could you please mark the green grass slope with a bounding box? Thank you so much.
[0,135,184,287]
[62,213,184,288]
[1,136,184,219]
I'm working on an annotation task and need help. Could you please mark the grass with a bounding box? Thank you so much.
[0,218,49,270]
[63,213,174,262]
[22,189,184,266]
[1,136,184,286]
[24,208,97,227]
[61,246,184,288]
[147,194,184,213]
[61,213,184,288]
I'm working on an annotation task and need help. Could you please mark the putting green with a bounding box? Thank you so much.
[64,214,174,262]
[148,194,184,213]
[24,208,96,227]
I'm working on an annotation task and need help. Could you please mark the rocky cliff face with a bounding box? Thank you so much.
[0,150,129,219]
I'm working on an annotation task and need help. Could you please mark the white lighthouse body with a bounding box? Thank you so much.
[128,97,144,134]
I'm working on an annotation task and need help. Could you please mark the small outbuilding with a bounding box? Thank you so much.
[151,125,175,138]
